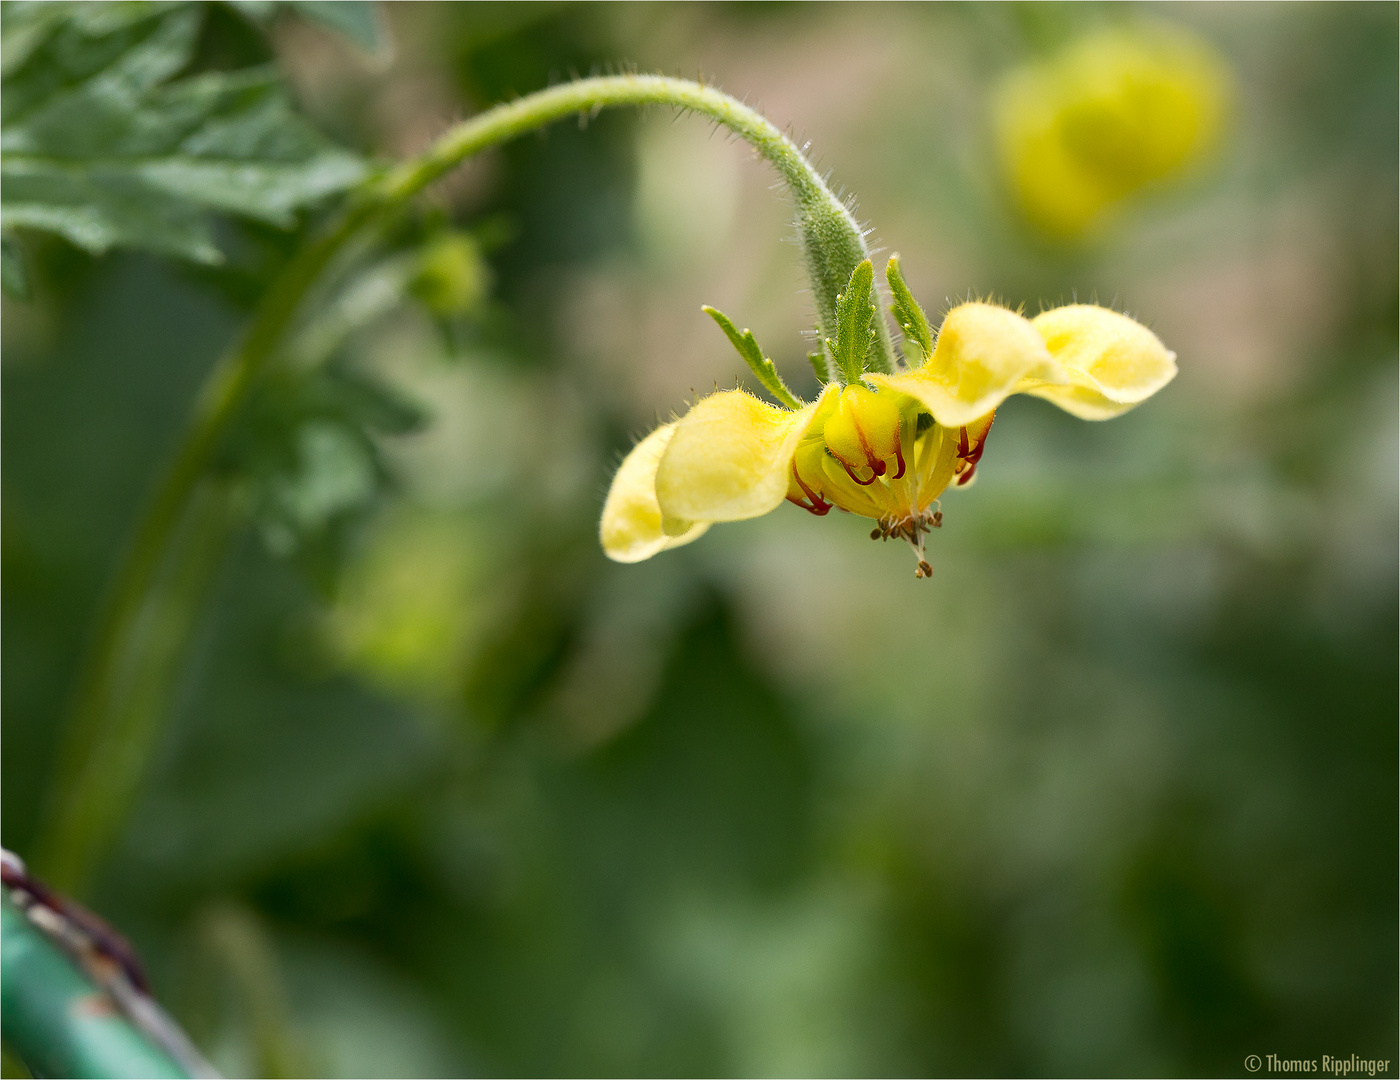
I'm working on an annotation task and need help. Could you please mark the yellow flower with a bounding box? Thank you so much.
[995,25,1230,238]
[601,259,1177,576]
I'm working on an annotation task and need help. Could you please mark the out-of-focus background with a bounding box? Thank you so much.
[3,3,1395,1076]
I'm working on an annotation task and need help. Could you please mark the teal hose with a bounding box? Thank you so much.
[1,895,188,1078]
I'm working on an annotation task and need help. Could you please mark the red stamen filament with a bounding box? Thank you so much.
[842,460,877,486]
[852,417,887,477]
[955,421,991,487]
[789,461,832,515]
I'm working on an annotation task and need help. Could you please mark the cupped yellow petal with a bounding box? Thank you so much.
[1025,304,1177,419]
[600,423,709,563]
[823,384,903,468]
[867,302,1067,428]
[655,386,835,523]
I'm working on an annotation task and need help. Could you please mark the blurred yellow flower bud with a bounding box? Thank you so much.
[994,25,1231,238]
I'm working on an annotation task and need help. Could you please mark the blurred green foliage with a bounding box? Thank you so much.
[0,1,366,266]
[2,2,1396,1077]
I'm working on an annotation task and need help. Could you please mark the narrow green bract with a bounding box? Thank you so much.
[826,259,877,384]
[703,305,804,409]
[886,253,934,364]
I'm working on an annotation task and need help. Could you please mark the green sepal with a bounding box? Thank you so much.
[825,258,876,383]
[702,305,804,410]
[886,254,934,366]
[808,351,830,384]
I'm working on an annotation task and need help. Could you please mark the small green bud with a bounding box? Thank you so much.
[412,232,490,318]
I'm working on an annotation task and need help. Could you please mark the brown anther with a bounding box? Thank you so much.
[917,559,933,578]
[870,527,882,540]
[871,458,886,477]
[891,443,906,480]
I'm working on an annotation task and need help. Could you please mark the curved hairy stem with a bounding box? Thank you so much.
[371,76,894,374]
[36,75,886,892]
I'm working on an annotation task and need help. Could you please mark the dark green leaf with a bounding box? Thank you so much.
[702,304,804,409]
[0,3,366,264]
[0,2,83,80]
[2,230,29,298]
[825,257,875,383]
[0,2,189,122]
[224,1,279,27]
[289,1,385,53]
[224,362,423,558]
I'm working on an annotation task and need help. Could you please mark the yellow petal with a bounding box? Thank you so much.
[823,384,903,469]
[1025,304,1177,419]
[600,423,709,563]
[655,387,834,523]
[866,302,1066,428]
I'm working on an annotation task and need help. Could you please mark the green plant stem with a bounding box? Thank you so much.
[370,76,895,374]
[39,483,238,892]
[36,74,883,894]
